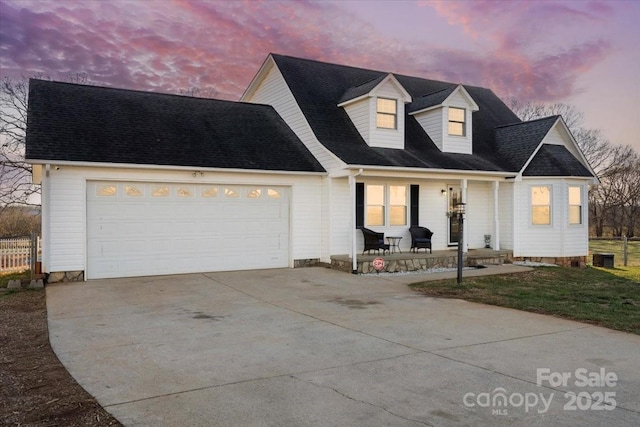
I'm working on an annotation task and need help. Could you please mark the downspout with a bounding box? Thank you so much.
[493,181,500,250]
[43,164,51,273]
[350,168,363,274]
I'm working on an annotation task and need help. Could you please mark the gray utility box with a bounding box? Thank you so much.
[593,253,614,268]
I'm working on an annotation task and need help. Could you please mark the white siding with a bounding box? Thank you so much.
[543,126,565,145]
[419,181,448,250]
[343,99,370,142]
[498,182,514,250]
[330,178,351,255]
[413,109,443,151]
[246,64,344,173]
[466,182,493,248]
[48,171,86,271]
[442,106,473,154]
[368,81,405,149]
[43,166,323,275]
[513,178,589,257]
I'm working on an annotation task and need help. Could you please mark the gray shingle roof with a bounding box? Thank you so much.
[494,116,558,171]
[407,87,456,113]
[272,54,521,172]
[25,79,325,173]
[271,54,595,178]
[524,144,593,177]
[338,75,387,105]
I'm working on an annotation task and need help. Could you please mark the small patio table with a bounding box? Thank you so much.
[386,236,402,254]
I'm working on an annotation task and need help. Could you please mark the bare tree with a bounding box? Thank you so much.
[508,100,613,175]
[1,73,90,214]
[0,75,38,213]
[509,99,639,237]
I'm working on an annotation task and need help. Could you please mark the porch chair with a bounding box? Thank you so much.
[409,226,433,253]
[360,227,390,255]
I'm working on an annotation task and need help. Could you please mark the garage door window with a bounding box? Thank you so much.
[125,185,143,197]
[267,188,281,198]
[97,184,117,196]
[152,186,169,197]
[177,187,193,197]
[201,186,218,197]
[224,188,239,198]
[248,188,262,198]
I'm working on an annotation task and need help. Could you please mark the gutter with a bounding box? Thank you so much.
[25,159,327,176]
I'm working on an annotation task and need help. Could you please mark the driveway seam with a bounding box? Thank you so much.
[288,374,435,426]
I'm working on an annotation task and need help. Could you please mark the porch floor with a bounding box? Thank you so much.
[330,248,513,274]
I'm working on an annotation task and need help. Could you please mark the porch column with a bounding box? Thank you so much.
[461,178,468,253]
[349,174,358,273]
[493,181,500,250]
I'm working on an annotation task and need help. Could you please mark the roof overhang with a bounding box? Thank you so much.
[338,73,412,107]
[240,54,276,102]
[333,164,515,180]
[409,84,479,116]
[25,159,327,176]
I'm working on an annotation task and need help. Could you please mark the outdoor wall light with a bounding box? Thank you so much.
[441,189,447,196]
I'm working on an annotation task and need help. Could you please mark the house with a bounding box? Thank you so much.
[25,53,597,281]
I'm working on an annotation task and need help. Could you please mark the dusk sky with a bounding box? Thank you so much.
[1,0,639,152]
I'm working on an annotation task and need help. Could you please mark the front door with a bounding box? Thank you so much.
[448,185,461,246]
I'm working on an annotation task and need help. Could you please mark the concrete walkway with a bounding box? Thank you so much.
[47,267,640,426]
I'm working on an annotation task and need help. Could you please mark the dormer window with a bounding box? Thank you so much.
[376,98,397,129]
[448,107,466,136]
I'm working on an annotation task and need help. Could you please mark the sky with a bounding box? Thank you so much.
[1,0,639,152]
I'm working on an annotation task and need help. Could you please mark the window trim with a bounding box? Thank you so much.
[568,185,583,225]
[531,185,552,226]
[376,97,397,130]
[365,184,408,227]
[448,107,466,136]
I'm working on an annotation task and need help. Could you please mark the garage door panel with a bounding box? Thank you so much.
[87,181,290,279]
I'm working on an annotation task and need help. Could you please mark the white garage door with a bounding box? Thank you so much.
[87,181,290,279]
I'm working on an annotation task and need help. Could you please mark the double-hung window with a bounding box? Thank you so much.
[448,107,466,136]
[366,184,407,226]
[569,186,582,224]
[376,98,397,129]
[531,186,551,225]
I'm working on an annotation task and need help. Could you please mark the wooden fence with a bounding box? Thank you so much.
[0,236,41,273]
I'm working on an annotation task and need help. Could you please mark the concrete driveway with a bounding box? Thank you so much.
[47,267,640,426]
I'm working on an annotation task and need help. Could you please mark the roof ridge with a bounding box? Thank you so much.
[415,86,456,99]
[494,115,559,129]
[270,53,472,91]
[349,74,386,89]
[29,79,266,106]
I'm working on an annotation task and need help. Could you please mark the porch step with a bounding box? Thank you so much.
[330,249,512,274]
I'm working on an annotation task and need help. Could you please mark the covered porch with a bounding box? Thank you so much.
[331,248,513,274]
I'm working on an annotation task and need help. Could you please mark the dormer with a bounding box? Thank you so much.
[408,85,479,154]
[338,74,412,149]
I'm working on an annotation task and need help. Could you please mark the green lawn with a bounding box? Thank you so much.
[589,239,640,267]
[410,266,640,335]
[0,270,30,288]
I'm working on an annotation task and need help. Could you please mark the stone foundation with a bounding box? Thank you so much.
[510,256,587,268]
[331,252,511,274]
[47,270,84,283]
[293,259,323,268]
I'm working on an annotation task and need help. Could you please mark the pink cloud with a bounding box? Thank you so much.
[0,0,618,107]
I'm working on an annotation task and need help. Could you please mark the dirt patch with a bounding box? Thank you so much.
[0,289,121,426]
